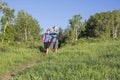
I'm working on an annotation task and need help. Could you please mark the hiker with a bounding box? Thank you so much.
[43,29,51,54]
[50,26,59,52]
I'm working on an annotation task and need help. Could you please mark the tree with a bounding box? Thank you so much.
[69,14,82,41]
[58,27,64,34]
[14,10,42,41]
[111,10,120,38]
[0,1,7,11]
[78,20,87,38]
[84,10,120,39]
[64,26,71,41]
[4,25,14,42]
[0,1,15,43]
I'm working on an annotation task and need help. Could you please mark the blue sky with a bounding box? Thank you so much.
[2,0,120,32]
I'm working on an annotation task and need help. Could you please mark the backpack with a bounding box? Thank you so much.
[57,33,64,42]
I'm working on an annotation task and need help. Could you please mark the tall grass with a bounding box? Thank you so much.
[0,42,42,76]
[12,39,120,80]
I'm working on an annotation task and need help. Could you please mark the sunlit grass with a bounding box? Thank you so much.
[13,39,120,80]
[0,43,42,76]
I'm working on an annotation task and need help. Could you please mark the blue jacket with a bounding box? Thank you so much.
[50,31,59,42]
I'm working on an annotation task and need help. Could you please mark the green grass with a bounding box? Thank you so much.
[12,39,120,80]
[0,42,42,76]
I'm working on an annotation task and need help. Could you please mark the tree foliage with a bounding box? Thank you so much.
[0,1,14,42]
[0,1,42,43]
[14,10,42,41]
[64,14,82,42]
[85,10,120,39]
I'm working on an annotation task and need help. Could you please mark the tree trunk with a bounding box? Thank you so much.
[113,26,117,38]
[115,26,117,38]
[75,29,78,41]
[2,22,8,43]
[25,28,27,41]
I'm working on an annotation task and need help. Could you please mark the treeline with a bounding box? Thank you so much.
[0,1,120,44]
[0,2,42,43]
[65,10,120,42]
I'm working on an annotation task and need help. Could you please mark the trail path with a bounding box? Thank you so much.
[0,55,45,80]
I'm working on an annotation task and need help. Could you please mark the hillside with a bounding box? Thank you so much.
[11,39,120,80]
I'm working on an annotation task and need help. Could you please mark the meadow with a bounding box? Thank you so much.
[0,42,42,78]
[10,39,120,80]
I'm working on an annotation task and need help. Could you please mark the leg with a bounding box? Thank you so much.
[44,42,48,54]
[54,41,58,52]
[50,42,55,52]
[45,42,50,54]
[46,48,49,54]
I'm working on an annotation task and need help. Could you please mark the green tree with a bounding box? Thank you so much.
[4,25,14,42]
[0,1,14,43]
[69,14,82,41]
[78,20,87,38]
[111,10,120,38]
[0,1,7,11]
[14,10,42,41]
[84,10,120,39]
[58,27,64,34]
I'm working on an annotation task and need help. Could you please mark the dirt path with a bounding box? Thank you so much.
[0,55,45,80]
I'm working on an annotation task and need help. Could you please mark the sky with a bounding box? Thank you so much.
[1,0,120,32]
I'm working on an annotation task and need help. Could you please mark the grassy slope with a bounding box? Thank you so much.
[13,40,120,80]
[0,43,42,76]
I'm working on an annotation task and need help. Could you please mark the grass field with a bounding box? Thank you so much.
[11,39,120,80]
[0,42,42,77]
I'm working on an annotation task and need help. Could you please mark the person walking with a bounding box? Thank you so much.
[43,29,51,54]
[50,26,59,52]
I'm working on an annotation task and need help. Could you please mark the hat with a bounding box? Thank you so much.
[47,28,50,31]
[53,26,57,29]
